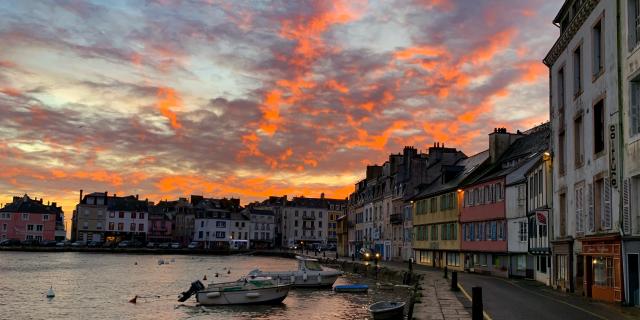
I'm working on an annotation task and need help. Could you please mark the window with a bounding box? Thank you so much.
[559,131,566,174]
[574,115,584,166]
[109,222,114,230]
[594,99,605,154]
[593,256,613,287]
[294,220,298,227]
[215,231,225,238]
[630,77,640,137]
[294,210,298,217]
[629,0,640,49]
[43,214,49,221]
[559,193,567,237]
[519,221,527,242]
[592,19,603,76]
[576,185,584,233]
[130,223,135,231]
[558,67,565,109]
[109,212,115,218]
[2,224,6,231]
[131,212,136,219]
[198,231,203,239]
[82,222,88,230]
[118,223,124,231]
[119,212,124,218]
[139,212,144,219]
[216,221,226,228]
[319,212,322,218]
[97,222,103,230]
[254,232,259,239]
[27,224,34,231]
[22,213,29,221]
[573,45,582,95]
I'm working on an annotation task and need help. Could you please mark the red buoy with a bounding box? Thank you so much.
[203,275,207,281]
[129,295,137,304]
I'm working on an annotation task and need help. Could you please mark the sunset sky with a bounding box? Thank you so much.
[0,0,561,223]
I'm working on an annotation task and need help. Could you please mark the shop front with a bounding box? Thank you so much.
[582,235,622,303]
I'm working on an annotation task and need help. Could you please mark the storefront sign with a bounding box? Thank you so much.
[583,242,620,255]
[609,124,618,188]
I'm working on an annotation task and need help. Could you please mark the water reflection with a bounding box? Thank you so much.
[0,252,409,319]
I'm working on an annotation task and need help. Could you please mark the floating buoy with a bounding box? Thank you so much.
[158,259,164,265]
[215,273,219,278]
[134,262,138,265]
[227,269,231,274]
[129,295,137,304]
[46,286,55,298]
[203,275,207,281]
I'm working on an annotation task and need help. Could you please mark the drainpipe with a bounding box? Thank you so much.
[616,0,629,306]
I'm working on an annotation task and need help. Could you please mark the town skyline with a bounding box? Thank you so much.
[0,1,562,229]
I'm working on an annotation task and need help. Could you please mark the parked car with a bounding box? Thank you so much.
[146,242,157,248]
[87,241,103,248]
[0,239,21,246]
[170,242,182,249]
[287,244,299,250]
[158,242,171,249]
[40,240,58,247]
[56,240,70,247]
[118,241,131,248]
[187,241,201,249]
[359,248,373,261]
[21,239,40,246]
[71,241,87,247]
[131,240,143,248]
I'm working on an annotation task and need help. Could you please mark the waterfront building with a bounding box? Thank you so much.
[248,208,275,249]
[229,211,250,242]
[255,196,287,247]
[193,198,241,249]
[504,125,550,279]
[526,149,554,286]
[412,150,487,271]
[620,0,640,307]
[281,195,328,247]
[104,194,150,243]
[460,128,525,277]
[326,197,346,247]
[74,190,108,242]
[0,194,65,242]
[544,0,623,302]
[148,199,181,243]
[172,196,195,245]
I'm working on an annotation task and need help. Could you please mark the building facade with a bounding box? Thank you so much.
[526,154,554,285]
[281,196,328,247]
[74,190,108,242]
[544,0,623,302]
[104,195,149,243]
[0,194,64,242]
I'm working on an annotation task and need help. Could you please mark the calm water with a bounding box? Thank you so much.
[0,252,409,320]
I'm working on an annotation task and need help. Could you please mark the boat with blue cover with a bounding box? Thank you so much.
[333,284,369,293]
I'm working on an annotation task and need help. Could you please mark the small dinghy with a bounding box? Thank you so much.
[334,284,368,293]
[368,301,405,320]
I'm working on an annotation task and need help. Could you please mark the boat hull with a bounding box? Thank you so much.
[368,302,405,320]
[250,271,342,287]
[196,285,290,306]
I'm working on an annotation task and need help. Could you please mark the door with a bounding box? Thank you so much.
[629,254,639,306]
[584,256,592,297]
[575,255,584,296]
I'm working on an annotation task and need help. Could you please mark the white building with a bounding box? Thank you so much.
[544,0,622,302]
[281,196,328,247]
[104,195,149,243]
[192,198,241,249]
[526,153,553,286]
[620,0,640,307]
[249,208,275,248]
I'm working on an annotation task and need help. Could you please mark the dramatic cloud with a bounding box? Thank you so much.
[0,0,561,224]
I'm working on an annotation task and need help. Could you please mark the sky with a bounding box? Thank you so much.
[0,0,562,223]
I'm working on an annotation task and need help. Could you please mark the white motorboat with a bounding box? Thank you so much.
[248,256,343,288]
[178,277,291,305]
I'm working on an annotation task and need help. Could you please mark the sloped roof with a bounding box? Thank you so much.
[107,195,149,212]
[0,195,62,214]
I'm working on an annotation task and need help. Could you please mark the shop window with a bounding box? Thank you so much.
[593,256,614,287]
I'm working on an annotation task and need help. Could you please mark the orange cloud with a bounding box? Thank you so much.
[157,87,182,130]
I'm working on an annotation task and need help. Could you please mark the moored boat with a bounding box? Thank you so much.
[368,301,405,320]
[333,284,369,293]
[247,256,343,288]
[178,277,291,306]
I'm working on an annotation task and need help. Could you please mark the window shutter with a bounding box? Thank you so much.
[588,183,595,232]
[632,84,640,135]
[603,178,612,230]
[623,179,631,234]
[575,187,583,233]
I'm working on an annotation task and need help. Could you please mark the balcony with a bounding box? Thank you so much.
[302,224,315,230]
[302,214,315,220]
[390,213,403,225]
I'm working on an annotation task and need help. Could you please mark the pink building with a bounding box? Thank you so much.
[0,194,65,241]
[460,178,509,277]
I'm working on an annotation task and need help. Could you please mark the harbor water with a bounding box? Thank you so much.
[0,252,410,319]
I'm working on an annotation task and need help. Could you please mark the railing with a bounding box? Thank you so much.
[302,214,315,220]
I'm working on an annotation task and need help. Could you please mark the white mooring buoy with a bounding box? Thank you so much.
[46,286,55,298]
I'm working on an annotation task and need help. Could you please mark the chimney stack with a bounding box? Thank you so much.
[320,193,325,199]
[79,189,83,203]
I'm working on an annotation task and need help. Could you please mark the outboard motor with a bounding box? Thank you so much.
[178,280,205,302]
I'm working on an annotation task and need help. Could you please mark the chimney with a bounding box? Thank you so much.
[136,194,139,200]
[51,202,56,208]
[489,127,523,163]
[79,189,83,203]
[320,193,325,199]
